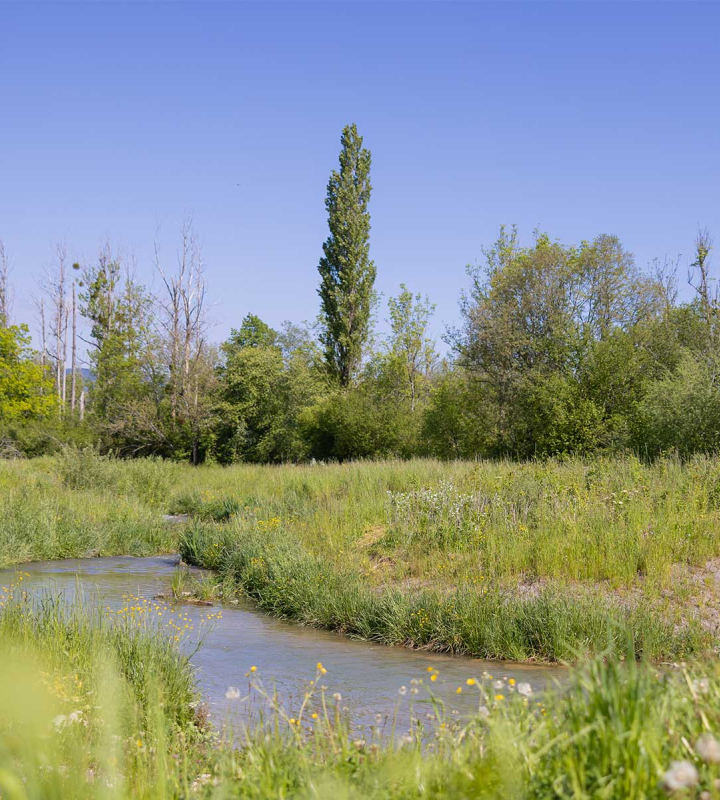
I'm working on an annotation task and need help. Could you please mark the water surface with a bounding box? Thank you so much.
[2,556,565,728]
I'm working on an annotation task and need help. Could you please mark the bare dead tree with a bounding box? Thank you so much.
[61,301,69,407]
[40,243,71,411]
[154,216,211,462]
[0,238,11,327]
[39,297,47,393]
[689,227,715,323]
[71,279,78,411]
[154,216,208,423]
[651,254,681,311]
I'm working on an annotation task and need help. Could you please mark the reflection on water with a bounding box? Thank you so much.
[0,556,565,729]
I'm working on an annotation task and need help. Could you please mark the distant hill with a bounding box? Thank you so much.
[65,367,95,384]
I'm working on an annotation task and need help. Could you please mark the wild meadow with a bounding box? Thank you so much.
[3,451,720,660]
[6,451,720,795]
[3,578,720,798]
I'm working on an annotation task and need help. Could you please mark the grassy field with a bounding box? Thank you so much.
[5,451,720,796]
[3,451,720,660]
[2,580,720,798]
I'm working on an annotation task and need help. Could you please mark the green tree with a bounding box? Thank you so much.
[0,325,56,422]
[452,227,664,455]
[224,314,278,351]
[421,367,493,459]
[80,248,158,428]
[217,317,324,462]
[387,285,436,412]
[318,124,376,386]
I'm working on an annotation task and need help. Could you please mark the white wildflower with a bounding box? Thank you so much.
[661,760,699,793]
[696,734,720,764]
[225,686,241,700]
[517,682,533,697]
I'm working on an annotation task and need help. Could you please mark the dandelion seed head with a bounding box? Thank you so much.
[661,761,699,793]
[696,734,720,764]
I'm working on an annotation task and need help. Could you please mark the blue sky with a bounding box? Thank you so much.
[1,1,719,352]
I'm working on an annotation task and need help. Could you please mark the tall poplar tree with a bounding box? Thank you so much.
[318,123,376,386]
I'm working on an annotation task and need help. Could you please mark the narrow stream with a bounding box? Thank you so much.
[1,556,565,729]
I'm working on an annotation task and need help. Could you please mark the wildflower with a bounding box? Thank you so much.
[517,682,532,697]
[478,705,490,718]
[456,687,463,694]
[311,713,318,719]
[411,687,418,695]
[508,678,516,686]
[317,662,324,670]
[399,686,407,695]
[466,678,476,686]
[136,739,144,749]
[333,692,342,702]
[191,774,217,791]
[693,678,710,695]
[426,667,434,673]
[696,734,720,764]
[430,674,437,682]
[53,714,67,730]
[493,680,504,690]
[661,761,699,793]
[495,694,505,701]
[225,687,241,700]
[289,718,297,725]
[250,666,257,673]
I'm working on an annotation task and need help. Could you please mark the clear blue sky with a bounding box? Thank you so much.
[2,1,719,351]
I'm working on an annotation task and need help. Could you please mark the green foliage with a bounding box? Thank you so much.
[510,371,606,457]
[55,446,174,505]
[386,284,436,411]
[0,324,56,421]
[226,313,278,350]
[421,368,493,458]
[635,352,720,456]
[169,491,241,522]
[217,317,325,462]
[0,416,95,457]
[318,123,376,386]
[80,250,159,426]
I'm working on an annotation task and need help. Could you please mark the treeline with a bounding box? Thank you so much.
[0,124,719,463]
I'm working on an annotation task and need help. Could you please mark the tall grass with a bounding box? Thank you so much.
[0,575,210,798]
[180,522,706,662]
[0,453,175,567]
[4,451,720,659]
[3,577,720,798]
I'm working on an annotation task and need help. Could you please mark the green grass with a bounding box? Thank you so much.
[3,451,720,660]
[0,573,212,798]
[2,577,720,798]
[0,454,175,567]
[6,450,720,795]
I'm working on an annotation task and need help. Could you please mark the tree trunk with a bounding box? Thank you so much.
[71,283,77,411]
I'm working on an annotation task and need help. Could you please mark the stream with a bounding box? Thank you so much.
[1,556,565,730]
